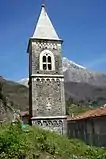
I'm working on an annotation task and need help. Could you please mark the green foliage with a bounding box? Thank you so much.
[0,123,28,159]
[66,100,92,116]
[1,123,106,159]
[0,78,28,111]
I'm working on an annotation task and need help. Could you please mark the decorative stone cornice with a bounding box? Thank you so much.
[31,74,64,78]
[31,116,67,120]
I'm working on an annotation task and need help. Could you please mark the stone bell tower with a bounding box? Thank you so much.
[27,4,67,135]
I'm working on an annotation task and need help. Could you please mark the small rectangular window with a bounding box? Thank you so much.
[43,64,47,70]
[48,64,51,70]
[48,56,51,63]
[43,56,46,62]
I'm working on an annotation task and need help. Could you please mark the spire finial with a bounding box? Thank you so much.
[42,0,45,7]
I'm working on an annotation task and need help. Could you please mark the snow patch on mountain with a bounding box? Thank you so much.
[18,57,86,86]
[18,78,29,87]
[62,57,86,72]
[18,57,106,87]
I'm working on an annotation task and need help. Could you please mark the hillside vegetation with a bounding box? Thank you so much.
[1,123,106,159]
[1,76,106,121]
[66,102,93,116]
[65,82,106,107]
[0,76,28,111]
[0,77,28,121]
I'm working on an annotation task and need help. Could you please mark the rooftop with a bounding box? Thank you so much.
[32,5,60,40]
[67,106,106,121]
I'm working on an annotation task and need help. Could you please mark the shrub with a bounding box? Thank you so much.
[0,123,106,159]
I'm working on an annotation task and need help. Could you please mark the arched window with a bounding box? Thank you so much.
[42,54,52,70]
[40,50,55,71]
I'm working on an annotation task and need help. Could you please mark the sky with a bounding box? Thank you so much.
[0,0,106,81]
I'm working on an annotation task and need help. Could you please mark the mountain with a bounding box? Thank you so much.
[17,57,106,107]
[65,82,106,105]
[0,76,28,111]
[62,57,86,72]
[18,57,88,87]
[18,57,106,87]
[63,57,106,86]
[18,78,29,87]
[1,57,106,121]
[0,74,106,122]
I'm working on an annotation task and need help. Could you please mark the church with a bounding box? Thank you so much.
[20,3,106,147]
[27,4,67,135]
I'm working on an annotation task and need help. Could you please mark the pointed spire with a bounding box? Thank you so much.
[32,4,60,40]
[42,0,45,8]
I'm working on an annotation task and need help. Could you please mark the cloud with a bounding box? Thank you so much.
[84,56,106,69]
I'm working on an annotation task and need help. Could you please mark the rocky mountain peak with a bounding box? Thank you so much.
[62,57,86,72]
[18,57,106,87]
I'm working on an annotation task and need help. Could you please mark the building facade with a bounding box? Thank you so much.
[27,4,67,135]
[67,107,106,147]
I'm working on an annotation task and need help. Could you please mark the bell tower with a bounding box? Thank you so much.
[27,4,67,134]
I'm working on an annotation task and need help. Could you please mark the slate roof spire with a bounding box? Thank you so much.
[41,0,45,8]
[32,3,60,40]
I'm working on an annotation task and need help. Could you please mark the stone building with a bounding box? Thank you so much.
[67,107,106,147]
[27,4,67,135]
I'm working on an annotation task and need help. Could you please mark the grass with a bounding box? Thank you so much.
[0,122,106,159]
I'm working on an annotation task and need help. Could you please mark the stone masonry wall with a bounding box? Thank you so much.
[32,118,67,135]
[31,40,63,75]
[32,77,65,117]
[29,39,67,135]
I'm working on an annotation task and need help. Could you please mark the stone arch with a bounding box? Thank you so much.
[39,50,55,71]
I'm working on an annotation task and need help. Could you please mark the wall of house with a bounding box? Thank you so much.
[67,116,106,147]
[92,116,106,147]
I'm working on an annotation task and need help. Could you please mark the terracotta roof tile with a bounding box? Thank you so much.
[67,107,106,121]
